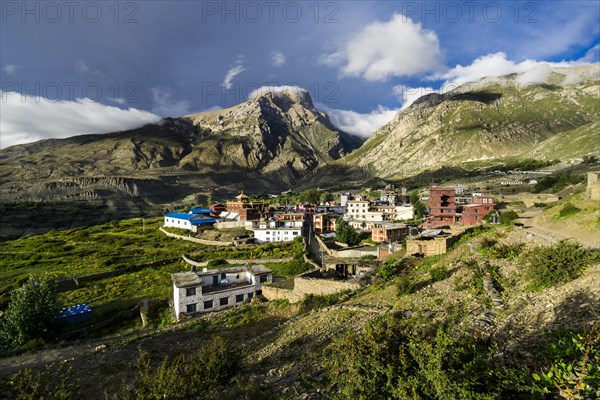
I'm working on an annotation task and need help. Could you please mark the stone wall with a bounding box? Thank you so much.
[159,227,231,246]
[262,270,360,303]
[181,254,293,267]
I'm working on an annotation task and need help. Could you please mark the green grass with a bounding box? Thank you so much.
[0,218,296,312]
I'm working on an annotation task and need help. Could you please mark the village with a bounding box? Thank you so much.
[163,182,501,320]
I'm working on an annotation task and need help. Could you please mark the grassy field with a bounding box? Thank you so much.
[0,218,299,317]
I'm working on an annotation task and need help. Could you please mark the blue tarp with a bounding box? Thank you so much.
[59,303,92,324]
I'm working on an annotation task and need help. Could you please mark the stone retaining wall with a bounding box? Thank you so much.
[159,227,231,246]
[181,254,293,267]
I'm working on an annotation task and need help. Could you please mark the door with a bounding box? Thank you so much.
[212,276,218,286]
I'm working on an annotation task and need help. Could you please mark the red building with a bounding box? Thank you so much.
[462,196,494,225]
[427,185,457,227]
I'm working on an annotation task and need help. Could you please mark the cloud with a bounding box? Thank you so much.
[393,84,437,110]
[430,52,591,91]
[317,103,398,138]
[2,65,18,75]
[0,91,161,149]
[270,51,286,67]
[320,13,443,81]
[74,60,106,78]
[578,43,600,63]
[222,55,246,90]
[150,86,191,116]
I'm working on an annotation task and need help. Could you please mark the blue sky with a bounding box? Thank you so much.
[1,1,599,147]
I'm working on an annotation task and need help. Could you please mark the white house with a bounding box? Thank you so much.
[172,264,273,320]
[163,210,216,233]
[250,219,302,242]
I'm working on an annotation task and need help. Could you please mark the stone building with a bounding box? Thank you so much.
[587,172,600,201]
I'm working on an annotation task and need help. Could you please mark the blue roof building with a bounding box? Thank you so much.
[59,303,92,324]
[164,210,217,232]
[190,208,213,215]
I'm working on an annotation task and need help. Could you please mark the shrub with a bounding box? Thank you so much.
[557,203,581,219]
[9,361,79,400]
[376,260,401,282]
[479,243,525,260]
[533,328,600,398]
[430,266,448,283]
[0,275,61,350]
[526,241,598,291]
[323,315,531,399]
[396,276,414,297]
[206,258,228,268]
[335,217,361,246]
[126,336,239,399]
[499,211,519,225]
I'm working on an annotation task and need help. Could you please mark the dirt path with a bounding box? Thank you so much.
[517,209,599,248]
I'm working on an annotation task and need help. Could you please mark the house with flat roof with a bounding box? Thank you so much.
[163,211,217,233]
[172,264,272,320]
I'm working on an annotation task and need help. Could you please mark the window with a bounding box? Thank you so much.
[248,292,254,299]
[186,303,197,313]
[256,289,262,295]
[293,232,299,236]
[236,294,244,303]
[185,287,196,297]
[260,275,268,283]
[203,300,213,309]
[220,297,229,306]
[221,273,226,280]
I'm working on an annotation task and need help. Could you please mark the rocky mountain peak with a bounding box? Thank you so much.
[251,86,315,111]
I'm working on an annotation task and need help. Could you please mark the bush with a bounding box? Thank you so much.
[323,315,531,399]
[526,241,598,291]
[206,258,228,268]
[557,203,581,219]
[376,260,401,282]
[499,211,519,225]
[533,328,600,398]
[0,275,61,350]
[479,243,525,260]
[429,266,448,283]
[9,361,79,400]
[124,336,239,399]
[396,276,414,297]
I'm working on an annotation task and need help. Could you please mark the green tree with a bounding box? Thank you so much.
[410,193,427,220]
[499,210,519,225]
[320,191,334,204]
[299,189,321,205]
[335,217,360,246]
[0,275,61,349]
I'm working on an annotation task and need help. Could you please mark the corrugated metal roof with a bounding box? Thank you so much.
[190,208,213,214]
[164,212,216,225]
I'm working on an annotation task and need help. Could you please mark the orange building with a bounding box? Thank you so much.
[371,223,408,243]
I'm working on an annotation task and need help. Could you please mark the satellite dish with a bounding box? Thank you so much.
[202,268,208,273]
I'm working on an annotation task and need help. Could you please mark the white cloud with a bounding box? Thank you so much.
[222,55,246,90]
[150,86,191,116]
[430,52,589,91]
[320,13,443,81]
[2,65,18,75]
[74,60,106,78]
[0,91,161,149]
[317,103,398,138]
[578,43,600,63]
[393,84,437,110]
[270,51,286,67]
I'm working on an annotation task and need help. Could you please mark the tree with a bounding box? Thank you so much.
[0,275,61,349]
[320,191,334,205]
[299,189,321,205]
[410,193,427,220]
[335,217,360,246]
[499,210,519,225]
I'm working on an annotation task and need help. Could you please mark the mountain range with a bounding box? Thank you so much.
[0,64,598,235]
